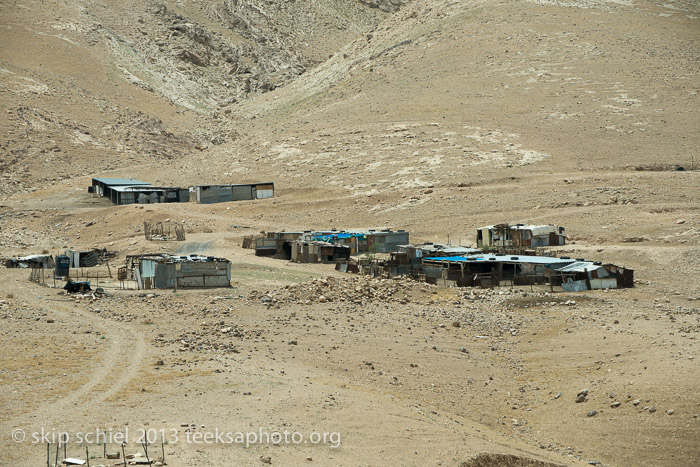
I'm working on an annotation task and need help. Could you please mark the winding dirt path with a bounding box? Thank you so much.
[3,281,148,430]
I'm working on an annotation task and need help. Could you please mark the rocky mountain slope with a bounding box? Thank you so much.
[0,0,397,197]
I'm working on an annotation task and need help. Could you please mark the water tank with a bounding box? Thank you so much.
[55,255,70,277]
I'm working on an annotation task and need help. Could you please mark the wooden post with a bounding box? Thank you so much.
[86,445,90,467]
[161,434,166,464]
[55,441,59,466]
[47,443,50,467]
[549,272,554,293]
[64,441,66,460]
[103,434,106,458]
[97,272,99,290]
[106,261,112,278]
[142,440,150,465]
[121,443,127,467]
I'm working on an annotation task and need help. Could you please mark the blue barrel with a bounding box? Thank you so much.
[55,255,70,277]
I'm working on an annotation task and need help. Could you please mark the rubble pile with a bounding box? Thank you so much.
[252,276,420,306]
[161,324,266,354]
[457,288,580,307]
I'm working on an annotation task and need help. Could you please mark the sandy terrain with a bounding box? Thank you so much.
[1,0,700,466]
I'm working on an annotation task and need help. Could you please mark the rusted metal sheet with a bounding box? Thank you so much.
[562,279,588,292]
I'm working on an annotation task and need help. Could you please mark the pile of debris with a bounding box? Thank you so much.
[251,276,418,306]
[161,325,265,354]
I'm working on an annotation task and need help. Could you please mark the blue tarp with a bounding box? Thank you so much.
[312,233,366,243]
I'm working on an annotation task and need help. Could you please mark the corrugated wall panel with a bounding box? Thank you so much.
[155,263,176,289]
[232,186,253,200]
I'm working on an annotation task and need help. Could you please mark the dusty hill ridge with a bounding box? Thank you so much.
[0,0,398,198]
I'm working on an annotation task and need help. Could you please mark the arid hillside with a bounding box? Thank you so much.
[1,1,700,466]
[0,0,393,197]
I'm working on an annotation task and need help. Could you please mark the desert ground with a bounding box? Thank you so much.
[1,0,699,466]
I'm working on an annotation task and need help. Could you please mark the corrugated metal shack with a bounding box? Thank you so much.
[108,186,189,205]
[556,262,634,291]
[419,254,633,291]
[421,254,576,287]
[90,177,189,205]
[253,231,305,258]
[251,229,410,259]
[90,177,151,197]
[359,243,481,278]
[191,183,274,204]
[398,243,480,259]
[476,224,566,249]
[4,254,55,269]
[309,229,409,254]
[128,254,231,289]
[291,240,351,264]
[66,249,99,268]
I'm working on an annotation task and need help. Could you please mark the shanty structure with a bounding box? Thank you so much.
[4,254,54,269]
[125,254,231,289]
[476,224,566,249]
[191,183,274,204]
[250,229,410,259]
[398,243,480,259]
[66,249,99,268]
[422,254,575,287]
[347,243,482,279]
[307,229,409,254]
[419,254,633,291]
[89,177,189,205]
[252,231,304,258]
[291,240,351,264]
[107,186,189,205]
[90,177,151,197]
[555,262,634,291]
